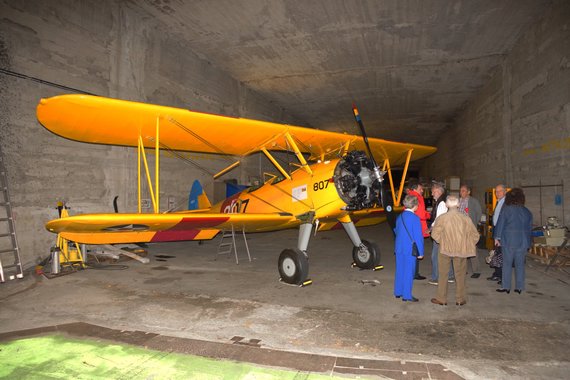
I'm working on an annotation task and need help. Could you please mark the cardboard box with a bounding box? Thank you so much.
[533,236,566,247]
[544,228,566,238]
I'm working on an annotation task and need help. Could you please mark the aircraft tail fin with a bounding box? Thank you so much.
[188,180,211,210]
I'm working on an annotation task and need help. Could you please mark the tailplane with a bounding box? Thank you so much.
[188,180,211,210]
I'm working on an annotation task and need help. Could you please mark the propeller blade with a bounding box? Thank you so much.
[351,104,378,168]
[351,104,390,209]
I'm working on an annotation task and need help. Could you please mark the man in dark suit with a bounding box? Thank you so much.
[494,188,533,294]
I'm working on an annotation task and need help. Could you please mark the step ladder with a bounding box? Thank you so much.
[217,225,251,264]
[0,146,24,282]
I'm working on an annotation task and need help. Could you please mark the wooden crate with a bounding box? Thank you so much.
[530,244,570,266]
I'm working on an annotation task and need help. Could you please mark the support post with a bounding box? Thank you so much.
[138,135,141,213]
[138,135,157,213]
[155,117,160,213]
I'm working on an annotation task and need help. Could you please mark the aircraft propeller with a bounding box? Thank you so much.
[351,105,396,230]
[351,105,386,206]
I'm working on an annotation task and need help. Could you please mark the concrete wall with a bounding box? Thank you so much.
[0,0,297,268]
[423,2,570,226]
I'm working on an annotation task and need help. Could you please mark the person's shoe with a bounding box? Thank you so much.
[471,273,481,279]
[496,288,510,294]
[431,298,447,306]
[414,275,426,280]
[514,289,522,294]
[456,300,467,306]
[487,276,500,281]
[447,278,455,283]
[428,280,439,286]
[403,297,419,302]
[395,295,402,299]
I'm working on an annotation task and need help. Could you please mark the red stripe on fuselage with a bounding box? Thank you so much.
[151,229,202,242]
[170,217,230,230]
[150,216,229,242]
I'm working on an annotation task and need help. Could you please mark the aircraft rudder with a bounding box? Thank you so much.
[188,180,211,210]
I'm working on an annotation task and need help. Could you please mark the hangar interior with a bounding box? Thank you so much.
[1,1,569,379]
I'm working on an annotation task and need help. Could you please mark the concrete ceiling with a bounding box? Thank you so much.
[137,0,553,146]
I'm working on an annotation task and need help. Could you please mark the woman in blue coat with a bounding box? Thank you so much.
[494,188,533,294]
[394,195,425,302]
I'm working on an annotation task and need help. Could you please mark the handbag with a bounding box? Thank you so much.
[490,245,503,268]
[485,249,495,264]
[401,216,420,257]
[411,242,419,257]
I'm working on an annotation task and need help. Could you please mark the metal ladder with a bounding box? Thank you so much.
[0,145,23,282]
[217,225,251,264]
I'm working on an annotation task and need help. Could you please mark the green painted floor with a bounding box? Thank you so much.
[0,335,362,379]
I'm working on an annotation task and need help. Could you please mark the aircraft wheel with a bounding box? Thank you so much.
[352,240,380,269]
[278,248,309,285]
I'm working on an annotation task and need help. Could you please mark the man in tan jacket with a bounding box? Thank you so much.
[430,195,480,306]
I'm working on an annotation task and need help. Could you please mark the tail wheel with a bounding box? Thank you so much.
[278,248,309,285]
[352,240,380,269]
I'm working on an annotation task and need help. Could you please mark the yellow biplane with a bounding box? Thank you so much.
[37,95,436,285]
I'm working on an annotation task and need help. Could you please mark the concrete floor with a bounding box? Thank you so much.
[1,224,569,379]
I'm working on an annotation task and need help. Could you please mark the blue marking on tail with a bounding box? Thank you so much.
[188,180,204,210]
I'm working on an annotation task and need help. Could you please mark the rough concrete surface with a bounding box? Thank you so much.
[423,2,570,226]
[1,225,569,379]
[1,0,568,271]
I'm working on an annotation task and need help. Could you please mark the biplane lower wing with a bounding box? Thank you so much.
[317,205,404,231]
[46,212,297,245]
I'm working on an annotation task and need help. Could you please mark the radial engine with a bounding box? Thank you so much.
[333,150,385,211]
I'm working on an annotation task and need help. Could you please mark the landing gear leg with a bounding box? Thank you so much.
[278,222,312,285]
[341,221,381,269]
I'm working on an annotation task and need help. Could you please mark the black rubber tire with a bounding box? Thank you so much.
[352,240,380,269]
[278,248,309,285]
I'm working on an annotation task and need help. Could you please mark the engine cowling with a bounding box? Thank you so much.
[333,150,384,211]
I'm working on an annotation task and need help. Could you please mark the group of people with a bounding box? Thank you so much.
[393,181,533,304]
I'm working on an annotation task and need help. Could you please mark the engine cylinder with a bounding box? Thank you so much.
[333,151,383,211]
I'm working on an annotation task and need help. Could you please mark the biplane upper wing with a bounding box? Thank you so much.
[46,212,297,245]
[37,95,436,165]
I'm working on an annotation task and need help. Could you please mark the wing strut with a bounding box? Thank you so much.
[167,116,240,179]
[284,132,312,175]
[382,159,396,205]
[155,117,160,212]
[341,140,351,157]
[214,161,241,179]
[261,148,291,180]
[396,149,414,206]
[379,148,413,207]
[137,117,161,213]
